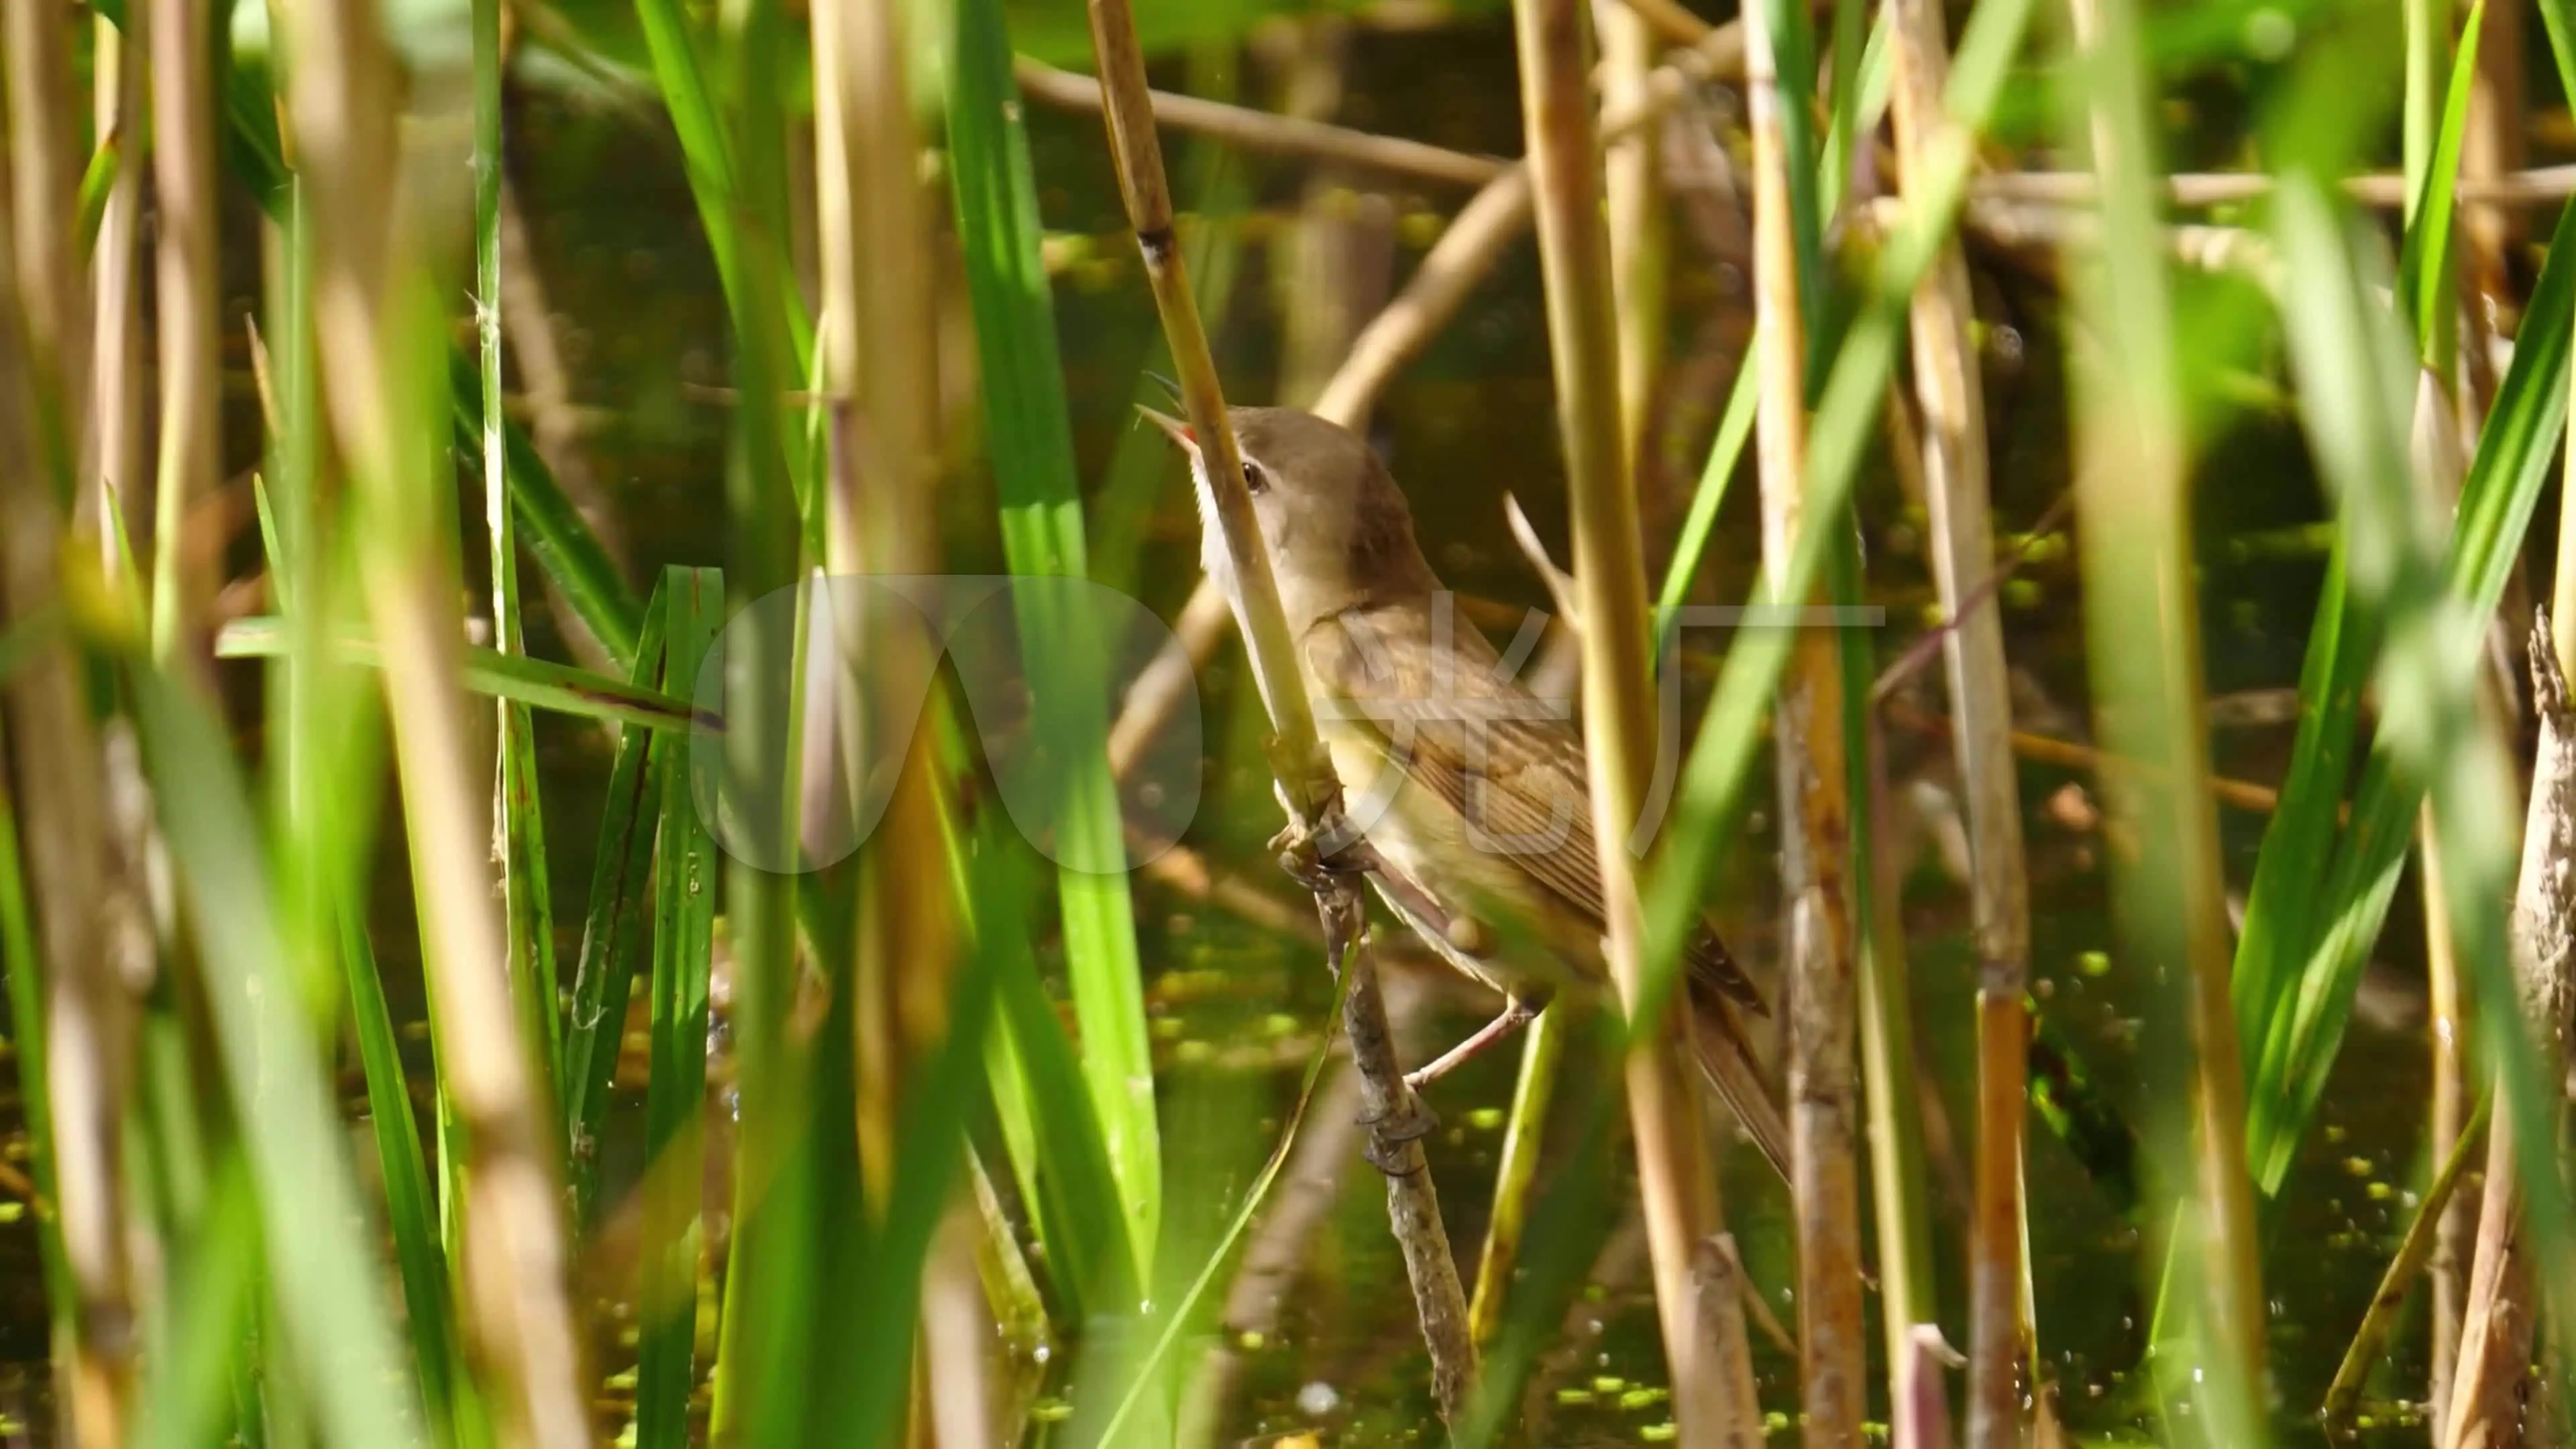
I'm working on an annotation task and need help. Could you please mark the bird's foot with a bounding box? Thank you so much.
[1360,1093,1440,1173]
[1269,818,1364,895]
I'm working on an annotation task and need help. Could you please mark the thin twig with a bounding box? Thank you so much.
[1016,56,1508,188]
[2322,1093,2490,1432]
[1085,0,1476,1417]
[1976,162,2576,209]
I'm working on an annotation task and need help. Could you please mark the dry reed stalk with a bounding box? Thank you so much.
[1979,164,2576,209]
[2061,0,2268,1403]
[1599,0,1668,508]
[1740,0,1867,1435]
[810,0,957,1234]
[2442,619,2576,1449]
[1017,56,1508,187]
[0,111,132,1449]
[1884,0,2029,1436]
[1512,0,1760,1441]
[276,2,591,1441]
[2428,817,2473,1431]
[1085,0,1477,1416]
[89,11,146,582]
[150,0,221,661]
[920,1203,997,1448]
[1881,702,2282,813]
[6,0,87,481]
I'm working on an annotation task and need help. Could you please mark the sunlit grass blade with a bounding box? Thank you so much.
[215,616,700,733]
[639,566,720,1449]
[562,582,674,1222]
[137,1156,259,1449]
[2243,194,2576,1194]
[947,0,1159,1287]
[2266,60,2576,1402]
[627,0,817,531]
[1091,977,1346,1446]
[474,0,562,1094]
[1652,351,1756,653]
[2394,0,2483,372]
[451,366,645,671]
[338,912,472,1447]
[127,665,417,1449]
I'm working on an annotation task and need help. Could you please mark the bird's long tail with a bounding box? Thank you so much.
[1686,984,1793,1187]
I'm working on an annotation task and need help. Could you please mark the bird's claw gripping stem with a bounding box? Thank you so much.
[1360,1093,1440,1173]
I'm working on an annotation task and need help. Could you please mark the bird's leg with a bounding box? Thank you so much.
[1403,995,1545,1091]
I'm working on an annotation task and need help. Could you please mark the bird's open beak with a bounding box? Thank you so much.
[1142,368,1185,405]
[1134,403,1196,453]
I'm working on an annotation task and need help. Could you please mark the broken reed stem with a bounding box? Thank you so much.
[149,0,220,663]
[1741,0,1867,1434]
[278,1,591,1441]
[2442,619,2576,1449]
[1083,0,1476,1418]
[1884,0,2029,1435]
[1510,0,1758,1442]
[0,68,133,1449]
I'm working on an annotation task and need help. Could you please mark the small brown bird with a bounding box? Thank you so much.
[1144,403,1790,1181]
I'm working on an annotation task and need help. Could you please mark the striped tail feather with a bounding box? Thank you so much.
[1687,984,1792,1187]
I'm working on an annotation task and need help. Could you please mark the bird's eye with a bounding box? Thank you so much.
[1242,460,1270,496]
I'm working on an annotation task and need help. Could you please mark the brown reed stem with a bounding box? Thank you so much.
[278,1,592,1440]
[812,0,958,1248]
[6,0,87,488]
[149,0,219,663]
[0,89,132,1449]
[2443,619,2576,1449]
[1885,0,2029,1435]
[1512,0,1760,1440]
[1740,0,1867,1435]
[1085,0,1477,1417]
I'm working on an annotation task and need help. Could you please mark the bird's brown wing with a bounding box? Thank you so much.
[1305,613,1765,1016]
